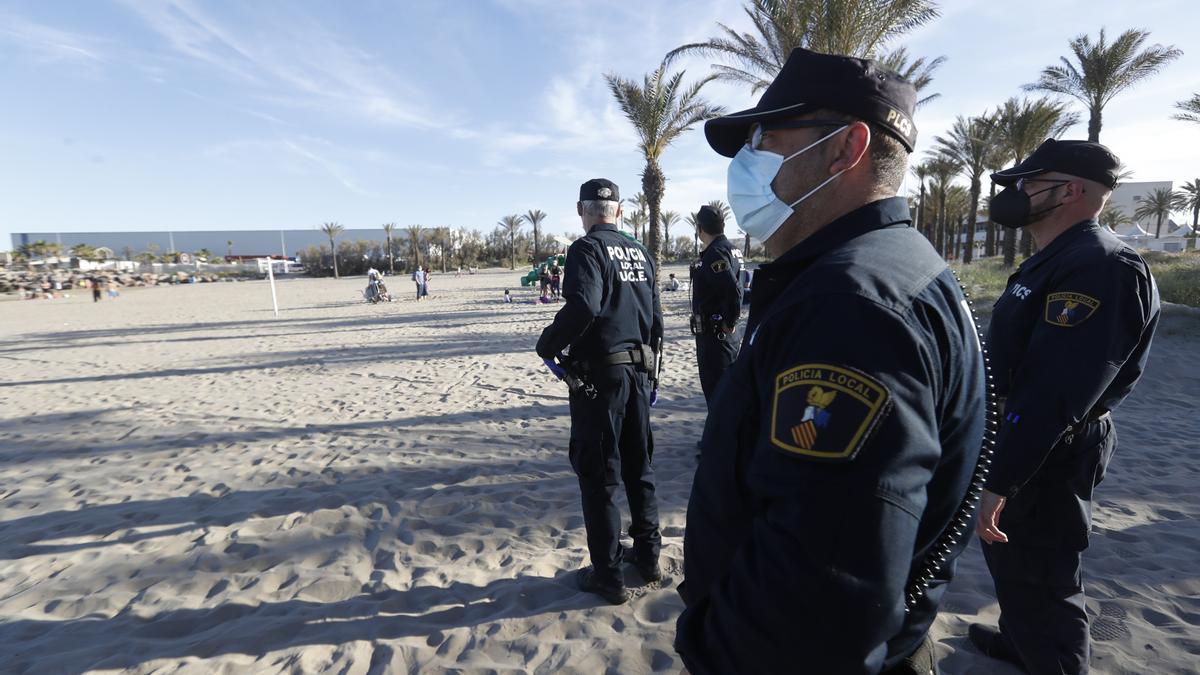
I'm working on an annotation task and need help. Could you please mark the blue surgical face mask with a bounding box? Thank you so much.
[727,124,849,244]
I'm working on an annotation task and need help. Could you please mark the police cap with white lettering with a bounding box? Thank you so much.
[579,178,620,202]
[704,47,918,157]
[990,139,1122,189]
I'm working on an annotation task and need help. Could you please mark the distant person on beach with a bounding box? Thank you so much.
[674,48,986,675]
[412,266,427,301]
[550,263,562,299]
[971,140,1161,675]
[536,178,663,606]
[91,277,102,302]
[503,289,513,304]
[664,273,680,291]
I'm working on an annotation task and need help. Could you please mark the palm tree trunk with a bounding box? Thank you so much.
[936,195,947,259]
[533,227,540,263]
[386,236,394,274]
[1088,105,1102,142]
[965,179,980,264]
[984,182,997,258]
[510,233,516,270]
[1003,227,1016,268]
[1155,214,1163,238]
[916,185,926,240]
[642,160,665,281]
[329,237,339,278]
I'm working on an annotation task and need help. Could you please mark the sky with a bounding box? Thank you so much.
[2,0,1199,252]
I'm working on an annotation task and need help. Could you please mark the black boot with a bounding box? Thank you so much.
[576,567,629,605]
[617,545,662,583]
[968,623,1026,671]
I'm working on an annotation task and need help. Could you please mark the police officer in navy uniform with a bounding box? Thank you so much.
[970,140,1160,675]
[673,47,987,675]
[689,204,743,407]
[536,178,664,605]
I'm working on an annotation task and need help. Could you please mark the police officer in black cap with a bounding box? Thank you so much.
[970,139,1160,675]
[689,204,743,409]
[674,47,988,674]
[536,178,664,605]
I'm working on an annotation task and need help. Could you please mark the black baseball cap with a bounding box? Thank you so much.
[705,47,918,157]
[696,204,724,230]
[990,139,1121,189]
[579,178,620,202]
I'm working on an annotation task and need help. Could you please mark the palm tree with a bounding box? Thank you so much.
[1133,188,1186,238]
[226,239,234,258]
[195,248,213,261]
[878,47,948,107]
[1025,28,1181,142]
[911,162,932,242]
[406,224,425,270]
[607,62,724,278]
[666,0,940,96]
[661,211,681,248]
[498,214,524,270]
[523,209,548,263]
[1098,205,1135,232]
[925,154,961,260]
[382,222,397,274]
[934,114,999,264]
[989,97,1079,267]
[1174,94,1200,125]
[1180,179,1200,243]
[319,222,344,278]
[624,209,648,243]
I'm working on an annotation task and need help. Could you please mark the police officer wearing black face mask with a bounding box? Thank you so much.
[970,140,1160,675]
[689,204,743,408]
[536,178,664,605]
[674,48,988,675]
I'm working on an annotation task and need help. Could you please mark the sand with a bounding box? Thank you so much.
[0,268,1196,674]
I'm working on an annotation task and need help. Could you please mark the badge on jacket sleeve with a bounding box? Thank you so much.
[710,260,729,273]
[769,363,892,461]
[1044,292,1100,327]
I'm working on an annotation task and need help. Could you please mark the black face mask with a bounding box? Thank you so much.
[991,183,1066,229]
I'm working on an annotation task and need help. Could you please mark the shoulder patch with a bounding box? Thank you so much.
[769,363,892,462]
[710,260,729,273]
[1044,292,1100,327]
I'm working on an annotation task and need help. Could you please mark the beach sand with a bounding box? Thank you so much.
[1,269,1196,674]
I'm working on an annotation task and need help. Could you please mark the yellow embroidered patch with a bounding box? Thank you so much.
[710,260,729,273]
[769,363,892,461]
[1044,292,1100,327]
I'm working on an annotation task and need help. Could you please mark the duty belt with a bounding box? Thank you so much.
[576,346,656,373]
[995,397,1111,436]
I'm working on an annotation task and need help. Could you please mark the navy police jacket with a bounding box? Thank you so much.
[536,223,664,361]
[985,220,1159,499]
[691,234,743,327]
[675,198,987,674]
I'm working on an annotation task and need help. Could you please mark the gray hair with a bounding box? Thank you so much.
[581,199,619,220]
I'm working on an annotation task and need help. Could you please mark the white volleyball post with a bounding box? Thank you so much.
[266,258,279,317]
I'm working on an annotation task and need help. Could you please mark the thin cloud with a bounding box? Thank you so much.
[0,14,107,64]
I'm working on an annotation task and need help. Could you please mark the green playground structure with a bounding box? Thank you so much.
[520,254,567,287]
[518,231,639,287]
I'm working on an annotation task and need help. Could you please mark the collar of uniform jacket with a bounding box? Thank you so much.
[589,223,620,234]
[702,233,730,252]
[1015,219,1099,276]
[767,196,912,268]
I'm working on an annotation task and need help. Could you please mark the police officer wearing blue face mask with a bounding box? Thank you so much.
[969,140,1160,675]
[674,48,989,675]
[537,178,664,605]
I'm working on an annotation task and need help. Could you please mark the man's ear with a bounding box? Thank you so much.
[1063,180,1087,204]
[577,202,583,217]
[828,121,871,175]
[615,204,622,220]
